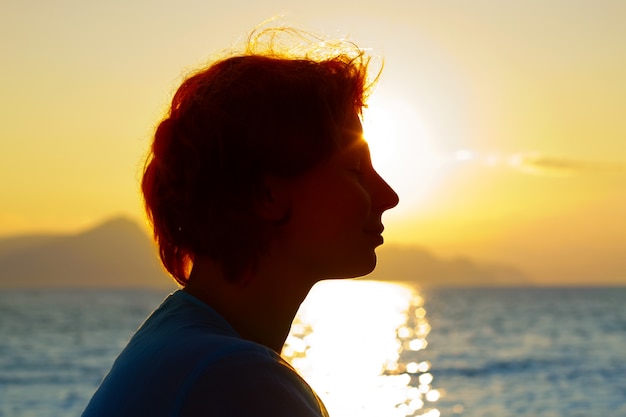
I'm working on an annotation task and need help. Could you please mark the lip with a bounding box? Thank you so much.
[364,224,384,235]
[371,234,384,246]
[364,228,384,245]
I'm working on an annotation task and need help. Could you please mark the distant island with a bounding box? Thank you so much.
[0,217,532,289]
[369,245,532,287]
[0,217,174,289]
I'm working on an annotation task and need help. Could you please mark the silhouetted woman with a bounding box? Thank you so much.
[82,28,398,417]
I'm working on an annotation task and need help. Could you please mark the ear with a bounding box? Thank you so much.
[254,175,291,222]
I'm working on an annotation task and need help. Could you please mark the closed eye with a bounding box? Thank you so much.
[350,161,375,182]
[350,168,364,178]
[342,140,373,180]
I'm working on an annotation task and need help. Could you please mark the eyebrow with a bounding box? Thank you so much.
[346,138,370,154]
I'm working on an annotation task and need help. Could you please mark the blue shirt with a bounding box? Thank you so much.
[82,290,329,417]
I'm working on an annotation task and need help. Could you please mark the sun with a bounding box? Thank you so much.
[361,93,444,214]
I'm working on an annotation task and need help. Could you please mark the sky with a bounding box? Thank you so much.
[1,0,625,285]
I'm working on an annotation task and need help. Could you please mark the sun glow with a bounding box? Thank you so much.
[362,93,444,214]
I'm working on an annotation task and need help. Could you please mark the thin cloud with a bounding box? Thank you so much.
[451,149,626,177]
[509,153,626,177]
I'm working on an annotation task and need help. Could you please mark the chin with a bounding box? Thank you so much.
[329,253,378,279]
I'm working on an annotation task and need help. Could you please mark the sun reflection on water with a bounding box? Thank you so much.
[282,280,440,417]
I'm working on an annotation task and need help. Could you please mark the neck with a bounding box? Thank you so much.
[184,256,316,353]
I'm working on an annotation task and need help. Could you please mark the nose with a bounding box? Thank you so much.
[372,171,399,212]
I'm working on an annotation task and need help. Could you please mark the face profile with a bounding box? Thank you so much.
[82,27,398,417]
[275,116,398,282]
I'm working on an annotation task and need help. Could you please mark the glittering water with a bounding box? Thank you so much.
[283,281,439,417]
[1,284,625,417]
[421,286,626,417]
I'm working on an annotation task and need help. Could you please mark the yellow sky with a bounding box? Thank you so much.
[1,1,625,285]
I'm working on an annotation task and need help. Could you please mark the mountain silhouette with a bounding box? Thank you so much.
[0,217,174,289]
[0,217,532,289]
[366,245,532,286]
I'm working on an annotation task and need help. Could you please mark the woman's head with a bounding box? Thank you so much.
[142,29,377,285]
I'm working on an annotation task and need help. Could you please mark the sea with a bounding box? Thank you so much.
[1,281,625,417]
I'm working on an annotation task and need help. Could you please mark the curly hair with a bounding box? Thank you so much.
[141,29,375,286]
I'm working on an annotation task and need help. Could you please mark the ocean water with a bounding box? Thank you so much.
[420,286,626,417]
[1,283,625,417]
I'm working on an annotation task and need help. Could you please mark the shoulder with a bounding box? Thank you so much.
[178,348,328,417]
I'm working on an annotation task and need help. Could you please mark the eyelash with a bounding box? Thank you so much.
[350,164,364,178]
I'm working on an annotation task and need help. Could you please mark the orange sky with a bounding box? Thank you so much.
[1,1,625,285]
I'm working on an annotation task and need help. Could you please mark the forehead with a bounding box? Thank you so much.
[337,113,364,148]
[346,112,363,130]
